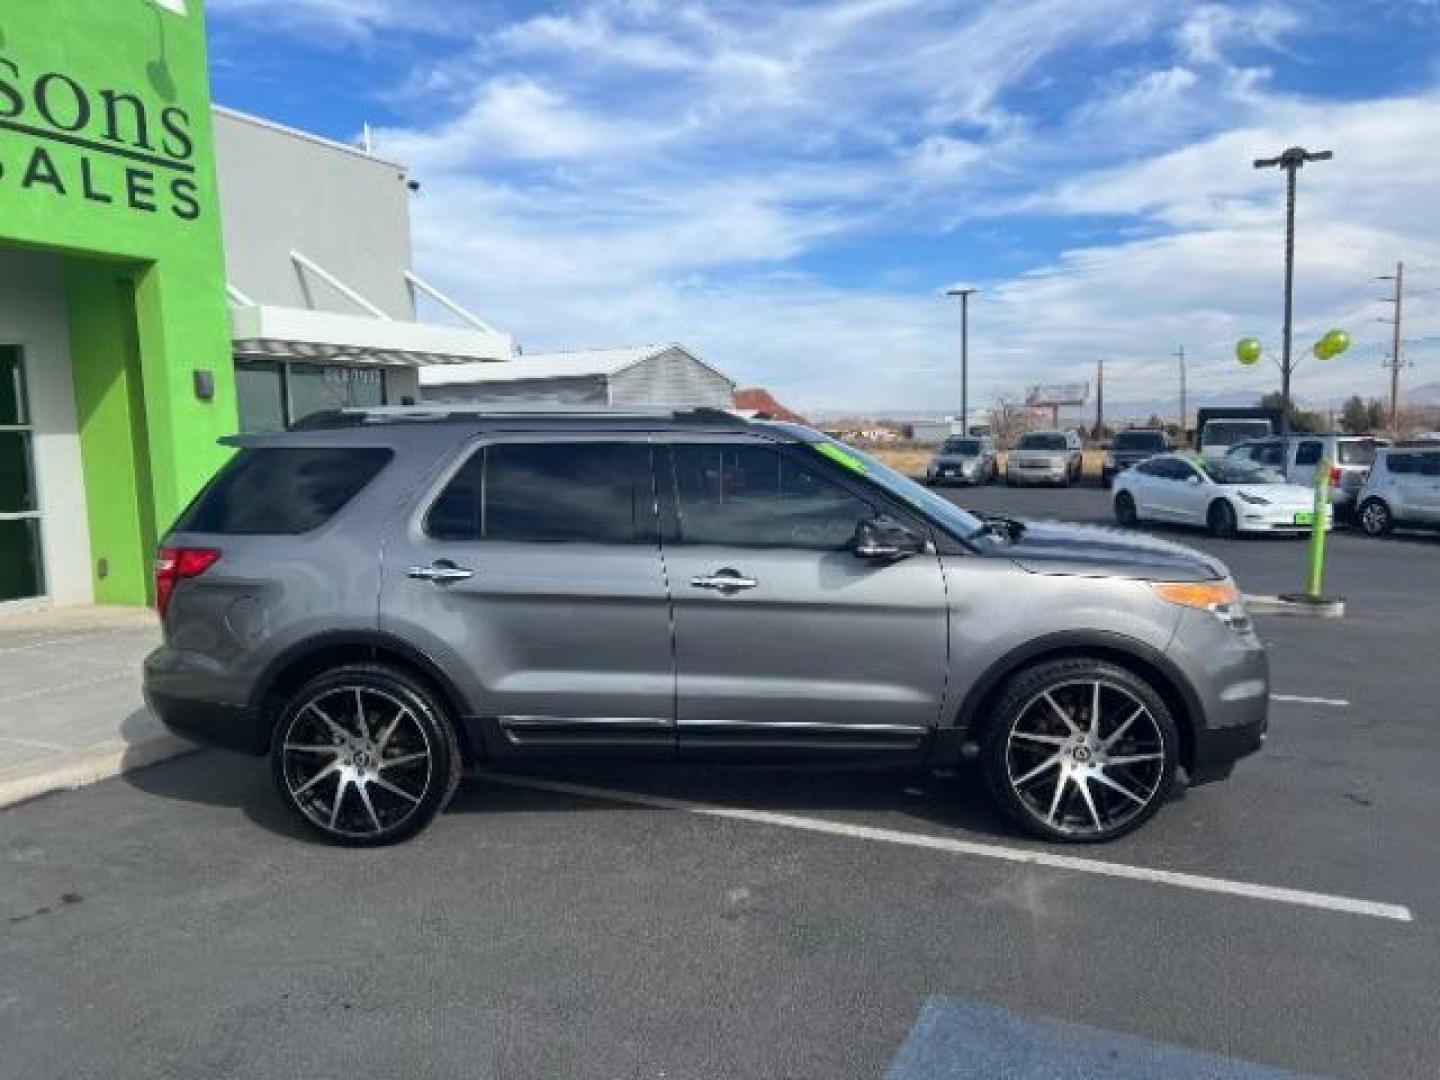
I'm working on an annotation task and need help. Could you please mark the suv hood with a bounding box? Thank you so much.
[998,519,1224,582]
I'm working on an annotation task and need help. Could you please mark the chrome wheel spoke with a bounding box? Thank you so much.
[293,759,340,796]
[376,707,410,752]
[1088,682,1102,736]
[1014,753,1063,787]
[307,702,351,743]
[379,751,428,771]
[1075,775,1103,829]
[1045,770,1069,824]
[1107,752,1163,767]
[1012,731,1068,747]
[1042,691,1081,734]
[1093,770,1149,805]
[285,744,341,755]
[329,776,349,828]
[354,688,371,740]
[356,782,384,832]
[1101,706,1144,751]
[372,776,421,804]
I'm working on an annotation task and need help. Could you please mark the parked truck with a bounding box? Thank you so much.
[1194,406,1283,460]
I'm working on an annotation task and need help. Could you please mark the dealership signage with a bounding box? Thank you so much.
[0,57,201,220]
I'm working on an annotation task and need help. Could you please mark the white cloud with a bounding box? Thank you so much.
[214,0,1440,413]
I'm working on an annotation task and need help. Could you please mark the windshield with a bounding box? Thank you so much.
[1114,431,1166,453]
[799,432,984,540]
[1198,458,1286,485]
[940,438,981,454]
[1018,433,1068,451]
[1202,420,1272,447]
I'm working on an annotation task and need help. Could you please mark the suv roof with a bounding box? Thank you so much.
[286,405,755,432]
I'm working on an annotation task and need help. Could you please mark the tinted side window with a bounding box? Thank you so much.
[484,443,647,543]
[1422,454,1440,478]
[1295,441,1323,466]
[672,445,874,550]
[174,447,391,535]
[1388,453,1418,475]
[426,450,483,541]
[1135,459,1164,477]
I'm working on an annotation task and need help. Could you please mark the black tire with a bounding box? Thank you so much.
[980,658,1179,843]
[271,663,462,846]
[1113,491,1138,527]
[1359,498,1393,537]
[1208,499,1238,539]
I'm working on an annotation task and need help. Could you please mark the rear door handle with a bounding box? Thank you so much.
[408,561,474,583]
[690,569,758,592]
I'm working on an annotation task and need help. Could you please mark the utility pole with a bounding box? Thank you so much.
[1254,146,1334,438]
[1378,260,1404,431]
[1095,357,1105,438]
[1174,344,1187,439]
[946,287,977,434]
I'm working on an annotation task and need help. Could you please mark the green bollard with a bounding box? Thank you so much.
[1306,458,1331,598]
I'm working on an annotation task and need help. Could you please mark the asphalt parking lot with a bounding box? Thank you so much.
[2,485,1438,1079]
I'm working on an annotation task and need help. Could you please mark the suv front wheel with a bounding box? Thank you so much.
[271,663,463,846]
[981,658,1179,843]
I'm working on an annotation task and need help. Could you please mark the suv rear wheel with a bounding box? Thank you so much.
[1359,497,1393,537]
[272,663,462,846]
[980,658,1178,843]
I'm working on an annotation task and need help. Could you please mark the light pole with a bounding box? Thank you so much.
[1253,146,1332,437]
[946,286,977,434]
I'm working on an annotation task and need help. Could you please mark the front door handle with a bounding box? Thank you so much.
[690,569,758,592]
[407,561,474,583]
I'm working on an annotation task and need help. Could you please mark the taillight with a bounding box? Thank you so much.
[154,546,221,617]
[1329,466,1342,487]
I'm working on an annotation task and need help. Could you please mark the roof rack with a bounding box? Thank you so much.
[286,405,755,431]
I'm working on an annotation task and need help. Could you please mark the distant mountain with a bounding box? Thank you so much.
[1405,382,1440,407]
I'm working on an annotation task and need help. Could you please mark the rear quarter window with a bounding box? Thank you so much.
[1337,440,1382,466]
[173,447,392,535]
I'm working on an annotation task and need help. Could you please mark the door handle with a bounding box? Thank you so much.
[407,561,474,583]
[690,570,758,592]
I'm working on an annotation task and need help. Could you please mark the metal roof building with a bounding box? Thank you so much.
[418,344,736,409]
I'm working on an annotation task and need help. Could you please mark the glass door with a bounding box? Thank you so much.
[0,345,44,602]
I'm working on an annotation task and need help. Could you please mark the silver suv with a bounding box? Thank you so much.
[1356,445,1440,535]
[145,409,1267,846]
[1007,429,1083,486]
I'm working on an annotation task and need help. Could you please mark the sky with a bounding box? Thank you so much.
[204,0,1440,416]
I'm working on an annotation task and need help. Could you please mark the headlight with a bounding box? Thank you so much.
[1237,491,1269,505]
[1151,580,1248,628]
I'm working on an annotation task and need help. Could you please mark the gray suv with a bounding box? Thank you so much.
[145,409,1267,847]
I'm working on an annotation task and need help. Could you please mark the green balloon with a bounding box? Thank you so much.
[1236,337,1263,365]
[1314,339,1335,360]
[1321,328,1350,356]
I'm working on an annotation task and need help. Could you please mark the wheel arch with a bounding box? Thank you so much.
[250,631,477,762]
[953,631,1199,773]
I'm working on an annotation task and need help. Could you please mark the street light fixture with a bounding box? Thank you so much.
[945,286,977,435]
[1252,146,1333,436]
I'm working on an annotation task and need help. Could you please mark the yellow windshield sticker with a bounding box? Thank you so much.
[815,441,869,474]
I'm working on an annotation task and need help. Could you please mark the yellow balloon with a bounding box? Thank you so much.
[1236,337,1263,365]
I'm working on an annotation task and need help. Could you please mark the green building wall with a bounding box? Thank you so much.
[0,0,235,604]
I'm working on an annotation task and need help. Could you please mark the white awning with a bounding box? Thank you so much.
[230,304,512,367]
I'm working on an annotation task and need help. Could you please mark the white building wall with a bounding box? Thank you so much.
[0,249,93,607]
[608,348,735,408]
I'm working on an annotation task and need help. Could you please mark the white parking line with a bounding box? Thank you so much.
[1271,693,1350,707]
[479,771,1413,924]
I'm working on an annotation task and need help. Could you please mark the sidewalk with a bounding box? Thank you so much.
[0,605,194,809]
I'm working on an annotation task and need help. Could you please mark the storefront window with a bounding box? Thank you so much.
[235,359,387,432]
[235,360,286,434]
[0,345,43,602]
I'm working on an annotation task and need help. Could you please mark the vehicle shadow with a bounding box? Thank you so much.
[122,742,1039,846]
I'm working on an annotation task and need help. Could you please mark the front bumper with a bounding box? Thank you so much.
[1164,607,1269,785]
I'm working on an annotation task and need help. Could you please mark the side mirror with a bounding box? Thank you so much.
[853,516,924,560]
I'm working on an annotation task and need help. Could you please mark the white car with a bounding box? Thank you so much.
[1112,453,1332,538]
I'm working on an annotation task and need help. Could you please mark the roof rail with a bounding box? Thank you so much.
[285,405,757,431]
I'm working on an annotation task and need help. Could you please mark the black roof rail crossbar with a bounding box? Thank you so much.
[283,405,757,431]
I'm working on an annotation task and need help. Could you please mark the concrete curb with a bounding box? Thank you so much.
[1245,594,1346,618]
[0,734,197,812]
